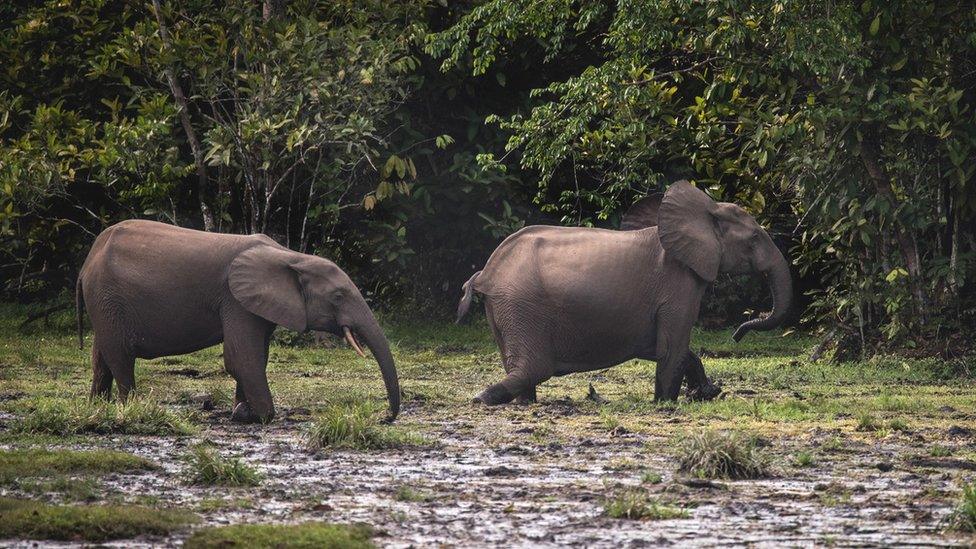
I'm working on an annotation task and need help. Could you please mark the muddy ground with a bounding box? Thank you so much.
[1,318,975,547]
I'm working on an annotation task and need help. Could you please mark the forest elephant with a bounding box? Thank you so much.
[456,180,792,405]
[76,220,400,423]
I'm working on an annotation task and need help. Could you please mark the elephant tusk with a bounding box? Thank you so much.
[344,327,367,358]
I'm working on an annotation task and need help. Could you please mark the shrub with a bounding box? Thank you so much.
[676,430,772,479]
[184,445,262,487]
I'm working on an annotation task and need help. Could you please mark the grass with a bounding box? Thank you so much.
[305,403,428,451]
[11,395,196,436]
[1,303,975,542]
[184,522,374,548]
[0,448,155,482]
[792,451,816,468]
[676,429,772,479]
[394,485,433,502]
[948,482,976,532]
[0,497,196,541]
[184,445,263,487]
[640,471,663,484]
[603,489,689,520]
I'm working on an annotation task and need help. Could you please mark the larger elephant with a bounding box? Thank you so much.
[76,220,399,423]
[456,180,792,404]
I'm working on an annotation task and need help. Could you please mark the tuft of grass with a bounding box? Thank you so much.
[856,413,881,432]
[305,403,428,451]
[640,471,663,484]
[603,489,688,520]
[948,482,976,532]
[793,451,816,468]
[12,396,196,436]
[676,429,772,479]
[887,417,910,432]
[394,485,432,503]
[930,445,952,457]
[184,445,262,487]
[0,497,196,541]
[0,448,155,482]
[184,522,374,549]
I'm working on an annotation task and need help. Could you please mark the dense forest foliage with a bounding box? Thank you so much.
[1,0,974,354]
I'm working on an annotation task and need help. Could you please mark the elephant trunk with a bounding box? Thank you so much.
[354,312,401,420]
[732,249,793,342]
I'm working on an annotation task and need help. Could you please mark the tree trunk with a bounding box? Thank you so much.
[150,0,215,232]
[859,126,926,312]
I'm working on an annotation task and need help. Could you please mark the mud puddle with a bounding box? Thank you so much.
[2,405,969,547]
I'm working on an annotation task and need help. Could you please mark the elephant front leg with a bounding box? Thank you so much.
[654,325,692,402]
[223,312,276,424]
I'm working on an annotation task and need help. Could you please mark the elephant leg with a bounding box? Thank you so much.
[234,381,246,410]
[683,351,721,401]
[475,366,547,405]
[89,345,114,400]
[516,385,537,405]
[654,325,692,402]
[94,342,135,401]
[223,312,276,424]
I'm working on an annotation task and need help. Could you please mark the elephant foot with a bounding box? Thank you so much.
[515,395,537,405]
[231,402,274,424]
[472,384,515,406]
[687,379,722,402]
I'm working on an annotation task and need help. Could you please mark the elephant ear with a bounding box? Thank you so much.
[229,245,308,332]
[619,194,663,230]
[658,180,721,282]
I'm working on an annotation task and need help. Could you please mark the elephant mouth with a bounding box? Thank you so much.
[343,326,367,358]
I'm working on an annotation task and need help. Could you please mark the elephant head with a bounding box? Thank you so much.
[228,245,400,419]
[623,180,793,342]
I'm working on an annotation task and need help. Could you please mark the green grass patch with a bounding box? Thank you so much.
[12,396,196,436]
[0,497,196,541]
[305,403,429,451]
[792,451,816,468]
[676,429,772,479]
[184,445,262,487]
[184,522,374,549]
[603,489,688,520]
[0,448,155,482]
[948,482,976,532]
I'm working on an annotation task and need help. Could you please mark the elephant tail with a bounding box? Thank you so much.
[76,275,85,350]
[456,270,482,324]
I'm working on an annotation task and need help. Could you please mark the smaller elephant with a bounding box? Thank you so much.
[76,220,399,423]
[457,180,792,405]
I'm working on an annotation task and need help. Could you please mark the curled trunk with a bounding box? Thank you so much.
[732,252,793,342]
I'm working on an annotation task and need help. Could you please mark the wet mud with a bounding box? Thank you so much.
[3,400,970,548]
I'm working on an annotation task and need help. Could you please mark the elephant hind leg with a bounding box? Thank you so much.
[90,346,113,400]
[683,351,721,401]
[515,385,537,405]
[475,362,549,406]
[93,343,135,401]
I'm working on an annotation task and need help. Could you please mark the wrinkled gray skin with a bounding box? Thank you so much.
[76,220,399,423]
[457,180,793,405]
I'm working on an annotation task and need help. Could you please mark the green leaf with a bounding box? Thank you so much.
[869,15,880,36]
